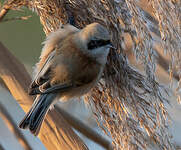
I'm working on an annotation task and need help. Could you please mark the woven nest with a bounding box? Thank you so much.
[3,0,181,149]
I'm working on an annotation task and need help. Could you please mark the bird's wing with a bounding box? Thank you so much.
[29,50,74,95]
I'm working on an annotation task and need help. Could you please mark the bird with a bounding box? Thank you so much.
[19,22,112,136]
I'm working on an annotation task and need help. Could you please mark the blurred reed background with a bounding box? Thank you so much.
[0,7,44,71]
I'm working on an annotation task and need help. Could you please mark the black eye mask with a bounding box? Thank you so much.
[87,40,111,50]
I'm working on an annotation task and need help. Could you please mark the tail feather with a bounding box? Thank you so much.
[19,93,56,136]
[19,95,41,129]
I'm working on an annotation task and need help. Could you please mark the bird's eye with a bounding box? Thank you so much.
[87,40,111,50]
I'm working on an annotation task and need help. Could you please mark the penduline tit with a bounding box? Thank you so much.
[19,22,112,136]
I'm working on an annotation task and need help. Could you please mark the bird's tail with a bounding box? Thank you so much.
[19,93,56,136]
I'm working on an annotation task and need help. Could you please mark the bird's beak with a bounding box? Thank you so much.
[108,43,116,49]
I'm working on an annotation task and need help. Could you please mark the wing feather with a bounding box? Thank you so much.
[29,50,74,95]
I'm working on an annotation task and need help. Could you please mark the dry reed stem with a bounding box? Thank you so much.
[0,102,33,150]
[54,105,113,150]
[0,144,4,150]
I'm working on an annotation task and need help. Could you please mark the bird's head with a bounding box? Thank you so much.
[75,23,112,65]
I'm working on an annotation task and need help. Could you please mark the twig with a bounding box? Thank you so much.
[0,102,33,150]
[0,5,10,22]
[1,15,31,22]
